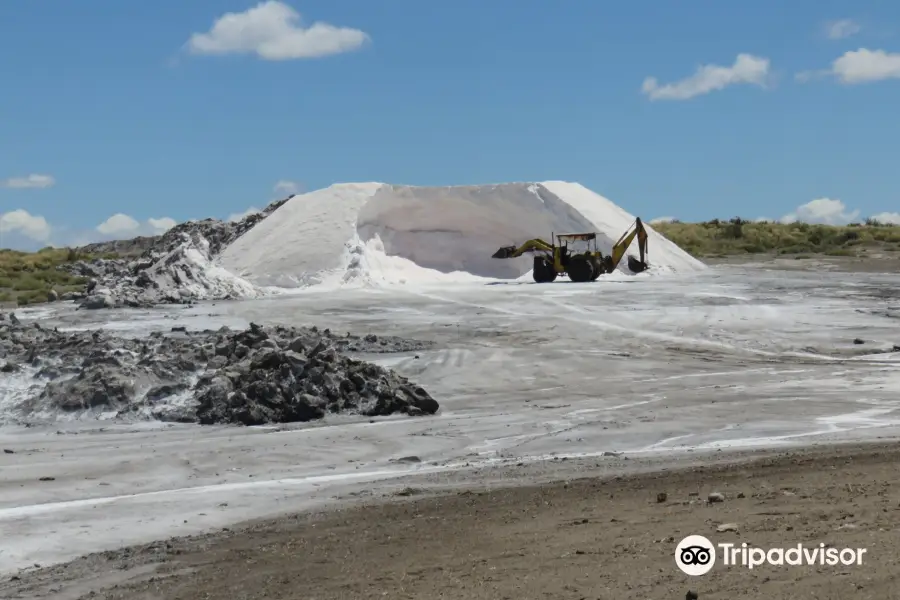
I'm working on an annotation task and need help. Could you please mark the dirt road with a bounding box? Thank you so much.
[5,441,900,599]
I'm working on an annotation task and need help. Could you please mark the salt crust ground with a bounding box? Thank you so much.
[217,181,705,290]
[1,264,898,576]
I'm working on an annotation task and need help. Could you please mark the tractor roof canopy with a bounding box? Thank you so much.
[556,232,596,241]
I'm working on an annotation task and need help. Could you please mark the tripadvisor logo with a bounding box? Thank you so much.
[676,535,716,576]
[675,535,867,576]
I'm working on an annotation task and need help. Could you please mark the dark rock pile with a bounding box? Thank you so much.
[0,311,438,426]
[76,235,165,259]
[188,325,438,425]
[55,196,293,309]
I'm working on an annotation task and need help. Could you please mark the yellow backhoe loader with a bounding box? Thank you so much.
[491,218,649,283]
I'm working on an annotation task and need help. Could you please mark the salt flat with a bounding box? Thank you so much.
[1,263,899,574]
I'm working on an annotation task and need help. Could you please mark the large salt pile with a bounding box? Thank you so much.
[217,182,705,288]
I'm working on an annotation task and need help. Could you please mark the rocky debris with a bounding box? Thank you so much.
[58,258,130,281]
[79,291,116,310]
[76,235,163,258]
[707,491,725,503]
[55,196,293,309]
[0,312,436,426]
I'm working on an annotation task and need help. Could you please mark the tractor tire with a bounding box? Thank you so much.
[589,256,605,281]
[566,257,594,283]
[532,256,557,283]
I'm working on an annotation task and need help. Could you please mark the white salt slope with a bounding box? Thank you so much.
[355,183,606,281]
[343,233,499,286]
[219,181,704,289]
[219,183,385,288]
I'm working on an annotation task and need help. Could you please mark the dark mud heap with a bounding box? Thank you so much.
[0,311,438,426]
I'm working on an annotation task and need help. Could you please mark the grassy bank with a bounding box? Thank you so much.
[652,218,900,258]
[0,247,117,307]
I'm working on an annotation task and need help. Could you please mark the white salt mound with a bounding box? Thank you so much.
[220,183,384,288]
[217,181,705,288]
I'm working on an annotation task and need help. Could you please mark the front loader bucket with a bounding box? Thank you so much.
[627,255,649,273]
[492,245,517,259]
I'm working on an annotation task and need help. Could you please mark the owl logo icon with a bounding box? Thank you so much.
[676,535,716,575]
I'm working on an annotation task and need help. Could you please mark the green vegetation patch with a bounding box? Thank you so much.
[0,247,118,307]
[652,218,900,258]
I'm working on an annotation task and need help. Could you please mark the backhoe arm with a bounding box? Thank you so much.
[607,218,649,272]
[492,238,554,259]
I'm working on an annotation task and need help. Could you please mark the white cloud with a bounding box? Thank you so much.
[273,179,300,195]
[870,212,900,224]
[826,19,861,40]
[96,213,141,236]
[0,210,52,242]
[831,48,900,84]
[187,1,369,61]
[642,54,770,101]
[227,207,262,222]
[147,217,178,234]
[2,174,55,189]
[95,213,177,237]
[799,48,900,84]
[0,209,182,250]
[649,216,675,224]
[780,198,859,225]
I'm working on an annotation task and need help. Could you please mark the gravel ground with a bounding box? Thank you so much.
[3,440,899,599]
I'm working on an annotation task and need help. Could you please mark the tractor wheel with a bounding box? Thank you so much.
[566,257,594,283]
[589,256,605,281]
[532,256,557,283]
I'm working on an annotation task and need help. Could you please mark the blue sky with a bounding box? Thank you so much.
[2,0,900,250]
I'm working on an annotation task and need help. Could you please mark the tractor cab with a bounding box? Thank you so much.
[553,232,600,264]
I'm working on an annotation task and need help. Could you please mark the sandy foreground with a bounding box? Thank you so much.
[3,441,900,599]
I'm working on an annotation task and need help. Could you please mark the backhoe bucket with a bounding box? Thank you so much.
[627,255,649,273]
[492,245,517,259]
